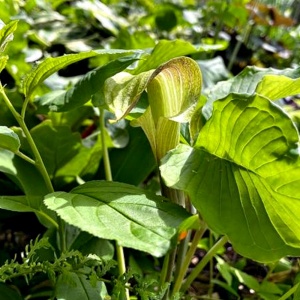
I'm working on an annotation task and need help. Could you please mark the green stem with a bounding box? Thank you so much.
[99,108,129,300]
[171,224,207,297]
[0,85,66,252]
[278,282,300,300]
[16,150,36,165]
[180,235,229,293]
[208,231,214,297]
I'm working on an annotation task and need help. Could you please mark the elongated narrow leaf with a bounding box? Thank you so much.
[35,56,138,112]
[0,20,18,52]
[160,93,300,262]
[23,49,141,97]
[133,39,227,74]
[44,181,190,257]
[0,126,20,153]
[0,195,37,212]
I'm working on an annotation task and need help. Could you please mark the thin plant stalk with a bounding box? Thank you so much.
[278,282,300,300]
[208,231,214,298]
[180,235,229,294]
[0,85,66,252]
[99,108,129,300]
[160,186,185,299]
[171,224,207,297]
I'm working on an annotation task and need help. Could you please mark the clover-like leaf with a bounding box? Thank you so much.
[44,181,190,257]
[160,93,300,262]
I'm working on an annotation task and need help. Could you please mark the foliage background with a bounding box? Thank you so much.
[0,0,300,299]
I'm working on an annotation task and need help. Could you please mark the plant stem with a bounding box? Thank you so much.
[278,282,299,300]
[180,235,228,293]
[0,85,66,252]
[171,224,207,297]
[99,108,129,300]
[159,186,186,298]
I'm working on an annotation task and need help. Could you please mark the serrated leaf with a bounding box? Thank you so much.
[0,126,20,153]
[0,20,18,52]
[35,56,138,112]
[44,181,190,257]
[23,49,141,98]
[160,93,300,262]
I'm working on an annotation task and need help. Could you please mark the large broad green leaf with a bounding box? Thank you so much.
[35,56,138,112]
[203,66,300,119]
[160,93,300,262]
[23,49,141,98]
[0,126,20,153]
[44,181,190,257]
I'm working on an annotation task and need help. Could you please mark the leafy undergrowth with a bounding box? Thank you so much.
[0,1,300,299]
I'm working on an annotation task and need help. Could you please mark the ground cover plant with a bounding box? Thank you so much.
[0,0,300,299]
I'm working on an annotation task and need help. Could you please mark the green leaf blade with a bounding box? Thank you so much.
[44,181,190,257]
[0,20,18,52]
[23,49,140,98]
[160,94,300,262]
